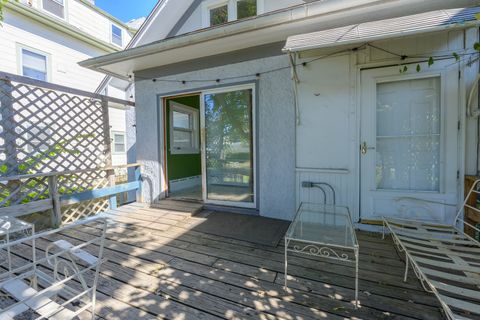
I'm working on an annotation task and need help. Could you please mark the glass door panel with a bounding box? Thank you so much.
[376,77,441,191]
[203,87,255,206]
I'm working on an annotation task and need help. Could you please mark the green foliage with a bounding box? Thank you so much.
[0,0,17,23]
[0,134,96,207]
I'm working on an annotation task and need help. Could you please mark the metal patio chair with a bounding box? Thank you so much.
[383,180,480,320]
[0,216,107,320]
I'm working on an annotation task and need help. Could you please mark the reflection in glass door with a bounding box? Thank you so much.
[201,85,255,207]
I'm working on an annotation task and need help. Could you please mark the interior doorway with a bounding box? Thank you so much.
[164,94,202,201]
[163,84,256,208]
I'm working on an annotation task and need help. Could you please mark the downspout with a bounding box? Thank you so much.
[288,52,300,125]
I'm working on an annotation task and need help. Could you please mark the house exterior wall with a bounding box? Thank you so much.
[295,28,478,223]
[19,0,131,46]
[134,27,479,222]
[1,2,132,166]
[135,54,296,220]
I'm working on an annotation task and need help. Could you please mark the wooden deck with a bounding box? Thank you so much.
[27,202,447,319]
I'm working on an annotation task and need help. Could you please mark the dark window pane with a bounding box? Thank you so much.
[210,5,228,26]
[237,0,256,19]
[23,67,47,81]
[42,0,65,18]
[112,25,123,46]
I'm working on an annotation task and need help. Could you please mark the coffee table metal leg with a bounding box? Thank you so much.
[355,248,359,308]
[284,238,288,290]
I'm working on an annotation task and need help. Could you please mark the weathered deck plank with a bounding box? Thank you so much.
[5,202,445,319]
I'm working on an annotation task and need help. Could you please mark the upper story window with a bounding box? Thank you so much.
[236,0,257,19]
[21,48,49,82]
[41,0,65,19]
[203,0,262,28]
[210,4,228,26]
[111,24,123,47]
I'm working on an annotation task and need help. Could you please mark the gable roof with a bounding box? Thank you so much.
[85,0,480,80]
[95,0,195,93]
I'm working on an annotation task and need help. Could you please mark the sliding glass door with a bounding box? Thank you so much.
[201,84,255,208]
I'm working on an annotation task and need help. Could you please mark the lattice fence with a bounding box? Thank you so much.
[0,76,113,224]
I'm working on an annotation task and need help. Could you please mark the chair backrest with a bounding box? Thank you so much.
[454,179,480,242]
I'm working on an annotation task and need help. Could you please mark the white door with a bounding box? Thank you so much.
[200,84,256,208]
[360,64,459,224]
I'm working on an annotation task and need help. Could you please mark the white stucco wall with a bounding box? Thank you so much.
[135,54,297,220]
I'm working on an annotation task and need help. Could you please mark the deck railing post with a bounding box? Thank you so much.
[135,165,143,203]
[48,175,62,226]
[107,169,117,210]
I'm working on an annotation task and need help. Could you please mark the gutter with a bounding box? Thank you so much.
[6,1,120,53]
[80,0,479,71]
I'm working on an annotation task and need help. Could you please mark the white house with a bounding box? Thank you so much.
[0,0,136,165]
[81,0,480,228]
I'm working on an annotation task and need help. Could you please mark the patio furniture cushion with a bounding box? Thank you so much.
[384,217,480,319]
[53,239,98,265]
[1,278,76,320]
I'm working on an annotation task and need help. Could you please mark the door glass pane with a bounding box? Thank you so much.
[376,77,441,191]
[210,5,228,26]
[204,88,254,203]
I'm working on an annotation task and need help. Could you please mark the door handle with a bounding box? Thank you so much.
[360,142,375,155]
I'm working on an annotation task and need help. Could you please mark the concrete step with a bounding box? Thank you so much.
[150,199,203,217]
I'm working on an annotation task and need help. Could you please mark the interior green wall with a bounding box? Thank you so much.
[166,95,202,182]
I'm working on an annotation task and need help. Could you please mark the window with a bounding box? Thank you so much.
[111,24,123,47]
[42,0,65,19]
[112,132,126,154]
[210,4,228,26]
[21,49,48,82]
[236,0,257,19]
[170,102,199,154]
[376,77,441,192]
[203,0,262,27]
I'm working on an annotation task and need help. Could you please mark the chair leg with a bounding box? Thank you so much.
[404,255,409,282]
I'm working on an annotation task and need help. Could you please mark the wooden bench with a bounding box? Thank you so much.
[383,180,480,320]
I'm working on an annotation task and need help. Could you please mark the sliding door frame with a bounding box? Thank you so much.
[200,83,257,209]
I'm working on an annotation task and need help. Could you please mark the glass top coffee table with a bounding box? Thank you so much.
[284,203,359,307]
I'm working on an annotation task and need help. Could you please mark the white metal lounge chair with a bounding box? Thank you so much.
[383,180,480,320]
[0,216,107,320]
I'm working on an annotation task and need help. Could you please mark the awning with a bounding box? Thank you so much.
[283,7,480,53]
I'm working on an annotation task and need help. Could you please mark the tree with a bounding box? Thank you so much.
[0,0,17,23]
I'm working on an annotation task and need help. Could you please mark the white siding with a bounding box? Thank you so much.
[20,0,132,46]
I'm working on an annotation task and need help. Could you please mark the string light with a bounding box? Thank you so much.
[129,43,479,85]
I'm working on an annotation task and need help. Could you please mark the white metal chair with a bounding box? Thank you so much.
[383,180,480,320]
[0,216,107,320]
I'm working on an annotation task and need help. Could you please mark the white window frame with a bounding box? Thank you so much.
[111,131,127,155]
[202,0,264,28]
[169,102,200,155]
[40,0,67,20]
[17,44,51,82]
[111,24,123,47]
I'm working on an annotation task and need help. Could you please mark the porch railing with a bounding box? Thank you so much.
[0,163,142,226]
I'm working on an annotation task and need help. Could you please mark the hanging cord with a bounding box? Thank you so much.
[288,52,301,125]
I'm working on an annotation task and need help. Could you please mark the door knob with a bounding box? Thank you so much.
[361,142,375,155]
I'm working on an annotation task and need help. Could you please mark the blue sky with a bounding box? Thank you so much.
[95,0,158,22]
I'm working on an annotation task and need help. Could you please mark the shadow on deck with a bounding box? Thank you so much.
[43,203,445,319]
